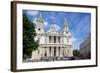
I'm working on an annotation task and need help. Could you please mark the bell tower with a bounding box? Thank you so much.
[35,13,44,34]
[63,18,69,34]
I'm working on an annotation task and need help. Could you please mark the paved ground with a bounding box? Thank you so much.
[23,56,82,62]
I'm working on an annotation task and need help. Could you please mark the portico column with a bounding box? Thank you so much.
[51,36,54,43]
[60,37,62,43]
[62,47,64,56]
[41,47,45,57]
[50,47,52,57]
[60,47,63,57]
[51,47,54,57]
[56,47,59,57]
[51,36,52,43]
[63,47,66,56]
[65,47,68,56]
[56,36,58,43]
[58,47,60,56]
[47,36,49,43]
[46,47,50,57]
[47,47,50,57]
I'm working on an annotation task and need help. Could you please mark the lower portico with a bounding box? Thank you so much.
[39,44,73,59]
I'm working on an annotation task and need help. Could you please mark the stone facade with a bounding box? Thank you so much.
[31,14,73,60]
[80,35,91,59]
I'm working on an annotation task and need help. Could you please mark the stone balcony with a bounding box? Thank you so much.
[40,43,72,47]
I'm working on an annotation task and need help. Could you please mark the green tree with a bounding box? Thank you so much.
[23,14,39,59]
[73,49,80,57]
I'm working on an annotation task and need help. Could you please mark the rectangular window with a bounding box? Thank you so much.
[54,47,56,56]
[49,47,51,54]
[54,36,56,43]
[49,36,51,43]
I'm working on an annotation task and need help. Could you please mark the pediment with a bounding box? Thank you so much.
[46,30,62,35]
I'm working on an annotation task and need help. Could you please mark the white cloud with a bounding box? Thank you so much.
[32,18,60,32]
[33,19,50,28]
[44,21,49,27]
[26,11,39,16]
[50,16,55,20]
[71,36,80,49]
[52,24,60,31]
[72,36,77,42]
[32,18,37,24]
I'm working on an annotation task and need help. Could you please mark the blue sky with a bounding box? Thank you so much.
[23,10,91,49]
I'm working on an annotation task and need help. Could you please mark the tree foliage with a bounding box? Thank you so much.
[23,14,39,59]
[73,49,80,57]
